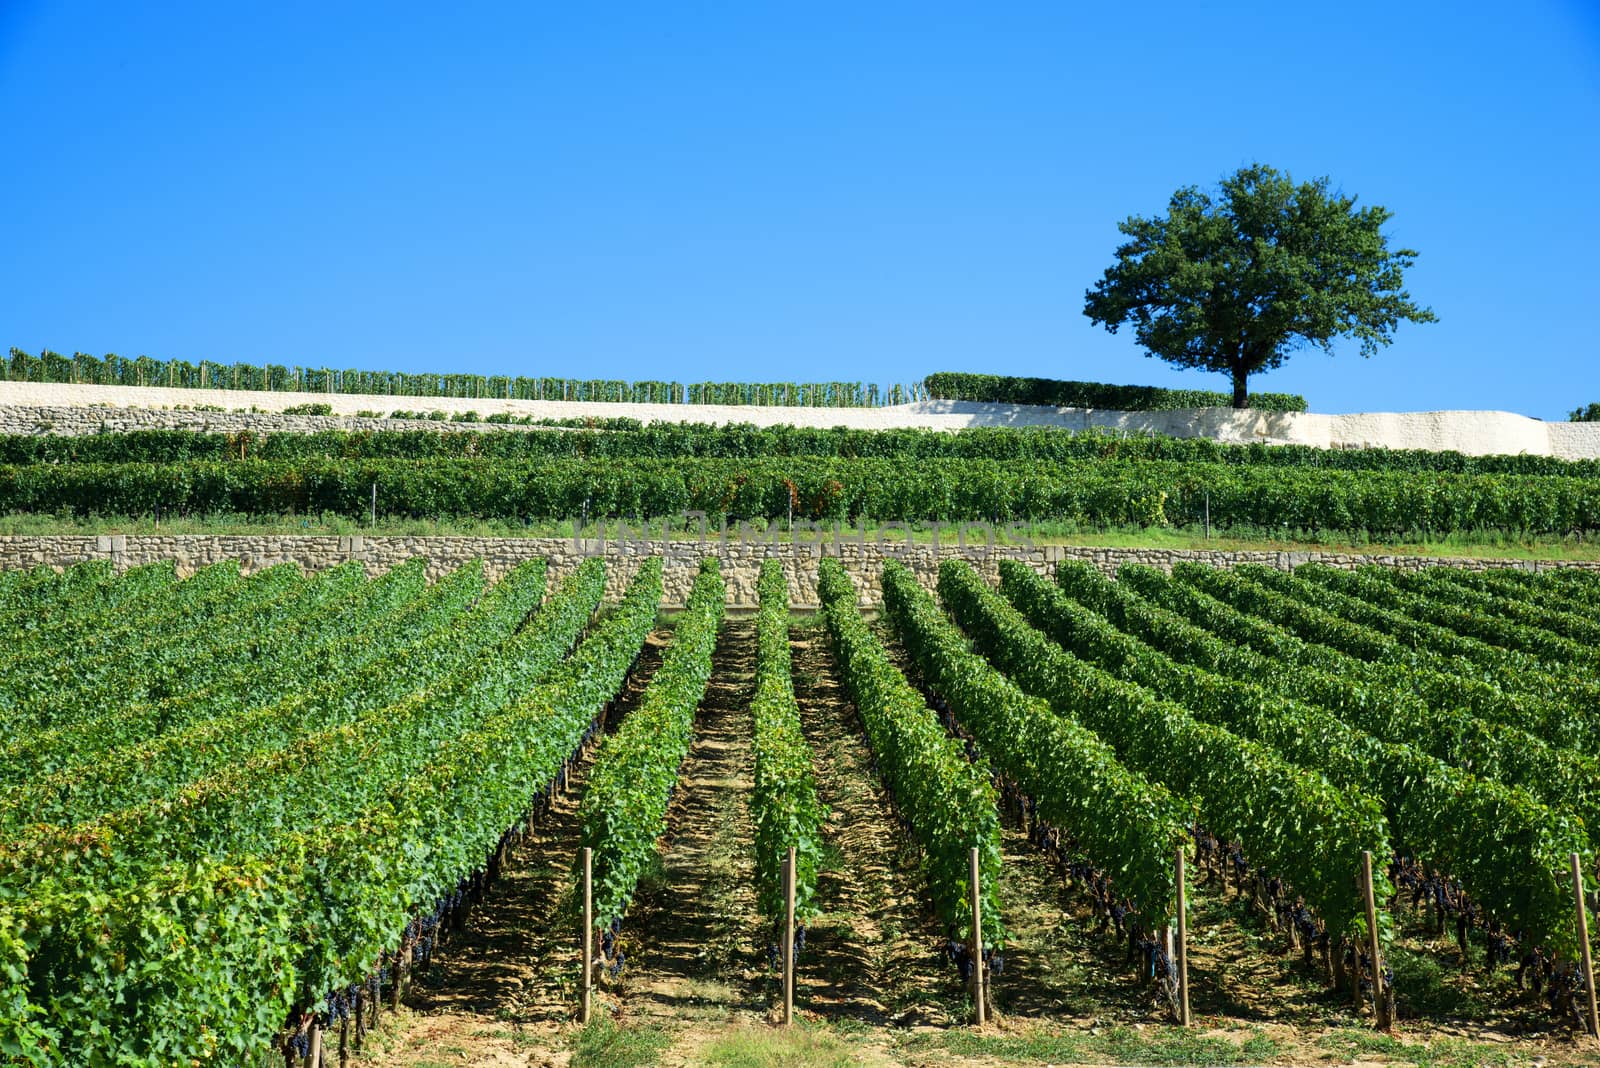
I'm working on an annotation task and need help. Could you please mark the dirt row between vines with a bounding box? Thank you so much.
[361,618,953,1065]
[354,617,1600,1068]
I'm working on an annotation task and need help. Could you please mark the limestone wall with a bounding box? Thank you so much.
[0,405,558,437]
[3,382,1598,460]
[1,534,1591,608]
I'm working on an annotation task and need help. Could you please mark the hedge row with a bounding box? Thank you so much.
[8,425,1596,477]
[3,349,1307,411]
[923,371,1307,412]
[1,457,1597,534]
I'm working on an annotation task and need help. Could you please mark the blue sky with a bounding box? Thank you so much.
[2,2,1596,417]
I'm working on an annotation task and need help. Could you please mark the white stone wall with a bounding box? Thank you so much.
[3,380,1597,460]
[0,534,1590,608]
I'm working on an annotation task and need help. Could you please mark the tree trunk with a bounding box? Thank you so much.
[1231,366,1249,409]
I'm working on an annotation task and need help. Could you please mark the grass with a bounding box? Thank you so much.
[569,1017,674,1068]
[1387,944,1496,1019]
[895,1023,1281,1066]
[1315,1027,1524,1068]
[1,510,1597,562]
[699,1024,858,1068]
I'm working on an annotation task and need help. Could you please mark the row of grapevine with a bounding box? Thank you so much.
[2,455,1597,533]
[1297,564,1598,671]
[895,560,1185,975]
[1282,564,1600,745]
[1393,568,1600,647]
[0,559,550,885]
[1450,567,1600,616]
[816,558,1005,947]
[876,562,1179,929]
[0,560,419,786]
[13,422,1600,479]
[0,562,318,735]
[1002,561,1587,947]
[0,559,175,667]
[0,558,121,628]
[0,558,660,1065]
[749,559,825,939]
[1262,565,1570,674]
[3,347,923,406]
[1115,565,1577,757]
[933,559,1388,939]
[0,560,202,704]
[0,559,480,835]
[1054,562,1600,854]
[0,561,375,781]
[1172,563,1600,750]
[581,559,725,950]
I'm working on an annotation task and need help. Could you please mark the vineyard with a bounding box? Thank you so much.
[2,455,1599,540]
[2,349,1308,411]
[1,548,1598,1067]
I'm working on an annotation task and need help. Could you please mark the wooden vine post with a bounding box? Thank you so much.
[969,846,986,1026]
[1361,851,1391,1032]
[780,844,793,1023]
[306,1022,321,1068]
[581,847,594,1025]
[1176,846,1190,1026]
[1572,853,1600,1043]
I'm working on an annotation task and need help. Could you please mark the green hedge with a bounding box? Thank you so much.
[923,371,1307,412]
[4,348,1315,410]
[1,456,1596,535]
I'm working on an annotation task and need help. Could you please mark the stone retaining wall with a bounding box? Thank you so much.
[5,382,1599,459]
[0,405,559,437]
[1,534,1592,608]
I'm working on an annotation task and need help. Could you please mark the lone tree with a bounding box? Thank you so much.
[1084,163,1436,408]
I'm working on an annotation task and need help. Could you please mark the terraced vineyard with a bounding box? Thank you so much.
[3,553,1600,1067]
[1,422,1599,539]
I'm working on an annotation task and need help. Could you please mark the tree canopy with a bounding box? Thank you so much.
[1084,164,1436,408]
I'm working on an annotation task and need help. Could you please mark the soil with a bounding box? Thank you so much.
[785,626,960,1027]
[603,616,767,1029]
[357,621,1600,1068]
[362,631,671,1066]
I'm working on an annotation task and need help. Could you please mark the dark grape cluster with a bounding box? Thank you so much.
[598,916,626,979]
[761,922,811,971]
[945,939,974,981]
[1343,943,1393,1000]
[944,939,1001,983]
[1392,854,1488,966]
[324,987,356,1024]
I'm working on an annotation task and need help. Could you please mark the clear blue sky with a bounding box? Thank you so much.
[2,2,1596,417]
